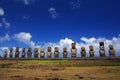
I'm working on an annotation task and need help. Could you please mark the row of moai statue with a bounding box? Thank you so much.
[4,42,115,58]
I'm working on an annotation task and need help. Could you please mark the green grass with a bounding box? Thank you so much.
[19,59,69,63]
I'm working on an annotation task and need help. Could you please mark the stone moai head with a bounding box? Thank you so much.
[72,43,76,49]
[89,46,94,57]
[15,47,19,58]
[109,45,115,57]
[10,48,13,58]
[81,46,86,57]
[54,47,59,58]
[34,48,38,58]
[47,47,52,58]
[22,48,25,58]
[4,49,7,58]
[99,42,105,57]
[40,48,45,58]
[27,48,32,58]
[71,43,77,58]
[63,47,68,58]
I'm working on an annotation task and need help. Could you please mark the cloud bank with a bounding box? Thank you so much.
[0,32,120,57]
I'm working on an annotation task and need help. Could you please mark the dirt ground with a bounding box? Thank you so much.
[0,60,120,80]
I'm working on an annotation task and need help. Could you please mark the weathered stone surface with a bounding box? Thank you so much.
[81,46,86,57]
[89,46,94,57]
[27,48,32,58]
[15,47,19,58]
[54,47,59,58]
[40,48,45,58]
[71,43,77,58]
[4,49,7,58]
[109,45,115,57]
[63,47,68,58]
[47,47,52,58]
[22,48,26,58]
[99,42,105,57]
[34,48,39,58]
[10,48,13,58]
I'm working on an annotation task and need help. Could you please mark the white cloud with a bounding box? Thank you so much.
[48,7,58,19]
[119,34,120,37]
[14,32,32,43]
[1,32,119,57]
[0,34,10,43]
[14,32,41,48]
[2,18,11,29]
[0,8,4,16]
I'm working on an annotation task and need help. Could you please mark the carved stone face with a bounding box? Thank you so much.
[99,42,104,50]
[28,48,31,52]
[81,47,85,51]
[10,48,13,52]
[109,45,113,49]
[35,48,38,52]
[48,47,51,52]
[4,49,7,53]
[63,48,67,52]
[22,48,25,52]
[55,47,59,52]
[16,47,19,52]
[71,43,76,49]
[89,46,94,51]
[41,48,44,52]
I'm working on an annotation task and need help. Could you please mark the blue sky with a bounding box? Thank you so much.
[0,0,120,57]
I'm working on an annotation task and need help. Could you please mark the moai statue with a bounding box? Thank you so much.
[89,46,94,57]
[4,49,7,58]
[71,43,77,58]
[15,47,19,58]
[109,45,115,57]
[47,47,52,58]
[27,48,32,58]
[63,47,68,58]
[10,48,13,58]
[99,42,105,57]
[81,46,86,57]
[54,47,59,58]
[40,48,45,58]
[22,48,26,58]
[34,48,39,58]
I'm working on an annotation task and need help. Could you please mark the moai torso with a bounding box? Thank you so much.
[71,43,77,58]
[27,48,32,58]
[34,48,38,58]
[15,47,19,58]
[81,46,86,57]
[47,47,52,58]
[40,48,45,58]
[4,49,7,58]
[109,45,115,57]
[54,47,59,58]
[22,48,26,58]
[63,47,68,58]
[89,46,94,57]
[99,42,105,57]
[10,48,13,58]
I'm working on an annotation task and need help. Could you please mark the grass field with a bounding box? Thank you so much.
[0,58,120,80]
